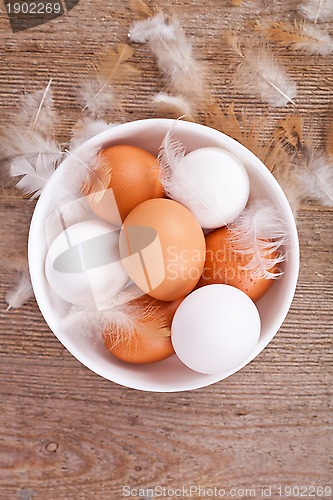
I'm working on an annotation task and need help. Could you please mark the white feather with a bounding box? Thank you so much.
[15,79,57,134]
[64,145,104,192]
[70,118,114,150]
[10,152,60,199]
[62,305,136,340]
[1,129,62,163]
[158,130,217,220]
[77,79,121,118]
[295,22,333,55]
[61,287,164,346]
[0,80,58,161]
[228,200,288,279]
[129,13,205,99]
[0,81,61,192]
[298,152,333,206]
[5,271,33,310]
[129,12,177,43]
[300,0,333,22]
[152,92,193,117]
[157,130,187,199]
[44,144,102,216]
[234,44,297,107]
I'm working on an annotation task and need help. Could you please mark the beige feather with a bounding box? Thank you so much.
[204,103,303,214]
[204,102,285,173]
[273,114,303,148]
[255,20,333,56]
[274,115,333,207]
[129,0,153,18]
[93,44,139,84]
[79,44,139,118]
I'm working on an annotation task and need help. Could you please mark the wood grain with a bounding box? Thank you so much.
[0,0,332,498]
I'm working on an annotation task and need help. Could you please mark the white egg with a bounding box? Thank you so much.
[171,284,261,374]
[45,220,129,308]
[172,147,250,229]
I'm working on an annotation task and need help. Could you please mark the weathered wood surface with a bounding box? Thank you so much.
[0,0,332,498]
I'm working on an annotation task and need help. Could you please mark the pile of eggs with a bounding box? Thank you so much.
[45,140,282,375]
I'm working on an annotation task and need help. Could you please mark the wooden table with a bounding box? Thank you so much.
[0,1,332,498]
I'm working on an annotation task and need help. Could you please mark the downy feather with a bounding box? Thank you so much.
[269,155,303,217]
[70,118,113,150]
[230,35,297,107]
[1,81,61,195]
[300,0,333,22]
[44,144,102,219]
[157,129,218,217]
[157,129,187,200]
[129,12,177,43]
[274,115,333,207]
[2,128,62,165]
[78,79,121,119]
[1,82,60,164]
[79,44,139,118]
[62,287,169,347]
[64,145,105,196]
[129,13,205,102]
[152,92,193,117]
[298,151,333,206]
[228,200,288,279]
[10,153,60,199]
[19,78,57,134]
[255,20,333,55]
[5,271,33,310]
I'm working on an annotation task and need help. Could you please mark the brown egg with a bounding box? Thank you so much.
[103,295,183,364]
[198,226,280,302]
[83,144,164,225]
[119,199,206,301]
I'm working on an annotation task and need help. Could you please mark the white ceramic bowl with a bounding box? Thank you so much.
[28,119,299,392]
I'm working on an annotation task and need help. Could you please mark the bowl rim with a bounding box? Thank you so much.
[28,118,300,392]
